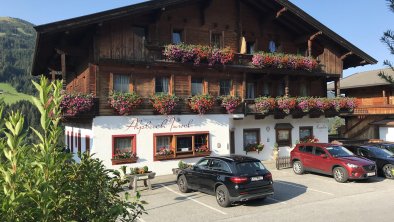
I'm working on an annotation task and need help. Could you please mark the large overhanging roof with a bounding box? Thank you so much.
[32,0,377,75]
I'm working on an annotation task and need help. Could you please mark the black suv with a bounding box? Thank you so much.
[346,145,394,179]
[177,155,274,207]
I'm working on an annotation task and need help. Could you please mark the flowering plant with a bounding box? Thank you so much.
[296,97,312,112]
[196,145,210,153]
[163,44,234,66]
[108,92,142,115]
[300,136,319,143]
[276,97,297,114]
[218,95,242,114]
[338,97,358,111]
[150,93,179,115]
[112,151,137,160]
[252,52,318,71]
[60,92,94,116]
[156,147,174,156]
[189,94,215,114]
[244,143,264,154]
[255,97,275,114]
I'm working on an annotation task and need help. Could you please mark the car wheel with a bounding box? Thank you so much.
[177,175,191,193]
[216,185,231,208]
[382,164,394,179]
[333,167,348,183]
[293,160,304,175]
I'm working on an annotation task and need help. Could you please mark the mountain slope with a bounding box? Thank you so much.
[0,17,36,95]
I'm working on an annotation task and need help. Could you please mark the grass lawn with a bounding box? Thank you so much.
[0,83,33,104]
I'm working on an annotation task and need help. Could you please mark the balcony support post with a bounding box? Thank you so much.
[61,52,66,90]
[334,79,340,97]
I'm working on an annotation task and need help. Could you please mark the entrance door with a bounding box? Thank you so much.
[230,131,235,154]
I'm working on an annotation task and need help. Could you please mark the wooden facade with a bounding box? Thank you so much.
[32,0,377,118]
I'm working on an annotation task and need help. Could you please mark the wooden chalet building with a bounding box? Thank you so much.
[32,0,376,175]
[328,68,394,141]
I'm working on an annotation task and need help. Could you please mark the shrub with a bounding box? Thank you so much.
[0,77,146,221]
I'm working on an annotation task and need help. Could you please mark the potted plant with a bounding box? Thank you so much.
[218,95,242,114]
[172,160,193,175]
[111,151,138,165]
[189,94,215,114]
[108,91,142,115]
[244,143,264,154]
[60,92,94,116]
[255,96,275,115]
[150,93,179,115]
[155,147,174,160]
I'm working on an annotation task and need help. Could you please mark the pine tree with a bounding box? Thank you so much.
[378,0,394,83]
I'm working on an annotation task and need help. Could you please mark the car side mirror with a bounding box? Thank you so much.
[320,154,328,158]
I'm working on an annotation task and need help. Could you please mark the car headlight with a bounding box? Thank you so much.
[346,163,359,168]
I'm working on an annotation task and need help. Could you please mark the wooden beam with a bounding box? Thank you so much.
[309,31,323,41]
[340,51,353,60]
[236,0,242,53]
[334,79,340,97]
[276,7,287,18]
[61,53,66,89]
[242,72,246,100]
[56,47,85,56]
[307,31,323,57]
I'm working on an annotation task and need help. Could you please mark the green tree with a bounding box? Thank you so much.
[0,77,145,221]
[378,0,394,83]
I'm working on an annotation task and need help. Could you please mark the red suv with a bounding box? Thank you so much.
[290,143,376,183]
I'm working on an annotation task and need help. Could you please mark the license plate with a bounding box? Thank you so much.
[251,176,264,181]
[367,172,376,177]
[138,175,149,180]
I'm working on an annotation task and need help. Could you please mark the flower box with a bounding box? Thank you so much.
[252,52,319,71]
[274,109,287,119]
[150,93,179,115]
[324,109,338,118]
[291,108,306,119]
[108,92,142,115]
[218,95,242,114]
[60,93,94,116]
[194,151,212,157]
[189,94,215,114]
[309,109,323,118]
[111,157,138,165]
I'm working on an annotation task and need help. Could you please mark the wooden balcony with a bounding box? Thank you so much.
[353,97,394,115]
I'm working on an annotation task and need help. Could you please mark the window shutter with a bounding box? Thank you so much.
[109,73,114,93]
[129,74,134,92]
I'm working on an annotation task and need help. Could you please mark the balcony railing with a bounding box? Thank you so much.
[353,97,394,115]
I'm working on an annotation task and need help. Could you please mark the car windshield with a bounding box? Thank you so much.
[326,146,354,157]
[370,147,394,158]
[236,161,266,175]
[383,144,394,153]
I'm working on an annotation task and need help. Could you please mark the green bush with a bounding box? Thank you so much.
[0,77,146,221]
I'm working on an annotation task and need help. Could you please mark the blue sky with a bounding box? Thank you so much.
[0,0,392,76]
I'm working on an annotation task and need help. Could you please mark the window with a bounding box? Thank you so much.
[299,127,313,142]
[177,136,192,152]
[155,77,170,94]
[314,147,326,156]
[275,123,293,147]
[246,82,255,99]
[112,135,137,164]
[211,32,222,48]
[268,40,276,53]
[172,29,183,44]
[243,129,260,147]
[210,159,231,173]
[277,80,285,96]
[246,41,255,54]
[219,80,231,96]
[262,81,270,96]
[114,74,130,93]
[300,81,309,97]
[154,132,210,160]
[196,158,210,169]
[191,78,203,95]
[303,146,313,154]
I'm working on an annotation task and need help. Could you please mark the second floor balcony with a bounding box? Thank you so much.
[352,97,394,115]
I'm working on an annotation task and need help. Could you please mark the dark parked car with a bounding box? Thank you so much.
[346,145,394,179]
[366,141,394,153]
[290,143,376,183]
[177,155,274,207]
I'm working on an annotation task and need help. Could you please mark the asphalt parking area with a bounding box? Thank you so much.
[135,168,394,222]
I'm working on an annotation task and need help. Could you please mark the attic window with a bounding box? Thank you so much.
[211,32,223,49]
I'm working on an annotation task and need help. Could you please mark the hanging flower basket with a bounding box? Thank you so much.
[60,93,94,116]
[108,92,142,115]
[189,94,215,115]
[218,95,242,114]
[150,93,179,115]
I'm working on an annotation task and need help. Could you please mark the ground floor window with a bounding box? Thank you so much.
[111,134,137,165]
[154,132,210,160]
[275,123,293,147]
[299,126,313,142]
[243,129,261,153]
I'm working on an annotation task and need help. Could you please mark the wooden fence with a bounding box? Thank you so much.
[276,156,292,170]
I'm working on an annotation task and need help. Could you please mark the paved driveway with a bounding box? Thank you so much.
[132,168,394,222]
